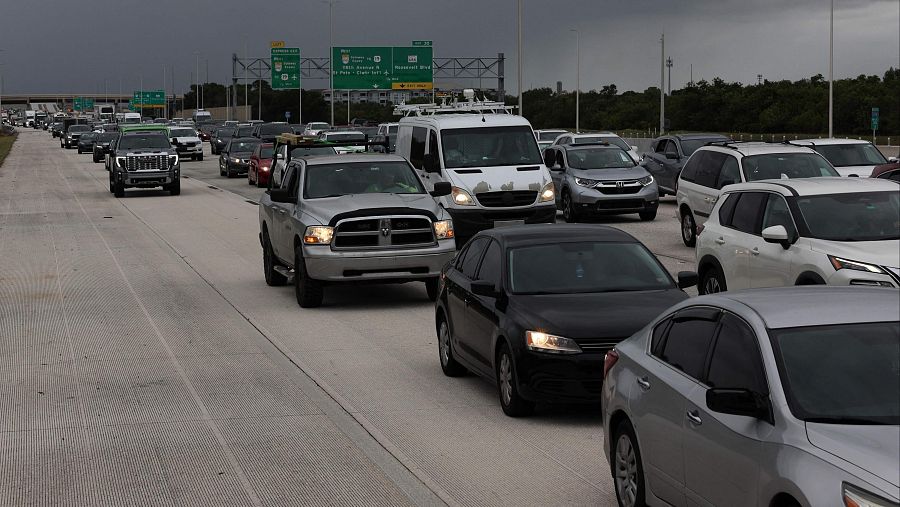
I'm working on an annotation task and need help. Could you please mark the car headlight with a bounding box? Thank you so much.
[828,256,884,274]
[451,186,476,206]
[539,182,555,202]
[638,175,654,186]
[433,220,455,240]
[842,483,895,507]
[115,156,126,168]
[303,226,334,245]
[525,331,582,354]
[575,177,599,188]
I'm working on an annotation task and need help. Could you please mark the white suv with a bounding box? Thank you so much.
[789,138,893,177]
[676,142,839,246]
[695,177,900,294]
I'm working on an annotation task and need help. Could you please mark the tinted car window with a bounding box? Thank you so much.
[428,130,441,168]
[717,156,741,188]
[409,127,427,169]
[717,193,740,226]
[460,238,489,279]
[651,318,672,356]
[742,153,838,181]
[660,316,719,380]
[476,240,502,287]
[680,152,703,182]
[729,192,767,234]
[695,151,727,188]
[706,314,767,394]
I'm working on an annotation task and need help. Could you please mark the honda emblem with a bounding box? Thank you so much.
[616,181,624,188]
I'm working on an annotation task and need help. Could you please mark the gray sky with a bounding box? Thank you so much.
[1,0,898,95]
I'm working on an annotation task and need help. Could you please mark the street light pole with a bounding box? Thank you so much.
[570,29,579,133]
[828,0,834,138]
[666,56,673,95]
[329,0,335,127]
[195,51,200,112]
[517,0,523,116]
[659,34,665,134]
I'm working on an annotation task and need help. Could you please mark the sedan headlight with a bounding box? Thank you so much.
[638,175,654,186]
[230,156,240,163]
[842,483,895,507]
[433,220,455,240]
[539,182,555,202]
[828,256,884,274]
[525,331,582,354]
[575,177,599,188]
[451,186,476,206]
[303,226,334,245]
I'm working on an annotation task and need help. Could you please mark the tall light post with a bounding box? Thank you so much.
[517,0,524,116]
[570,29,580,133]
[666,56,673,95]
[244,43,249,121]
[659,34,665,134]
[194,51,200,112]
[327,0,335,127]
[828,0,834,138]
[204,58,208,110]
[0,50,5,120]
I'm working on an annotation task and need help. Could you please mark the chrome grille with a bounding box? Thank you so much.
[333,216,435,250]
[476,191,537,208]
[596,180,642,195]
[126,155,167,172]
[574,337,625,352]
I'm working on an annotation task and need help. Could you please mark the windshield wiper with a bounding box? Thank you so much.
[805,417,892,425]
[317,193,350,198]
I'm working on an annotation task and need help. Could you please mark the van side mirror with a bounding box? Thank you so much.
[430,181,452,197]
[762,225,792,249]
[706,388,773,424]
[423,153,440,174]
[470,280,500,298]
[269,188,294,204]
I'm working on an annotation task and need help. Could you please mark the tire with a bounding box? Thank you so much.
[93,154,100,163]
[699,265,726,295]
[437,318,466,377]
[681,210,697,247]
[77,148,82,154]
[294,246,323,308]
[562,191,580,223]
[612,419,647,507]
[109,175,114,194]
[496,342,534,417]
[113,177,125,198]
[256,178,265,188]
[169,177,181,196]
[248,171,255,185]
[227,166,236,178]
[197,154,203,161]
[262,232,287,286]
[219,164,225,176]
[639,210,657,221]
[425,278,439,301]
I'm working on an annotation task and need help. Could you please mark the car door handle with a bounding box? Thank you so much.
[686,410,702,426]
[714,237,726,245]
[751,247,760,256]
[636,377,651,391]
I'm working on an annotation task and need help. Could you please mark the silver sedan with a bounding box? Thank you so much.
[601,287,900,507]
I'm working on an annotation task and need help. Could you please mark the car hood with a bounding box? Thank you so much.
[172,136,201,143]
[808,239,900,269]
[303,193,445,225]
[806,423,900,488]
[118,149,174,156]
[834,165,877,177]
[445,164,551,193]
[229,151,254,158]
[570,166,650,181]
[508,289,687,340]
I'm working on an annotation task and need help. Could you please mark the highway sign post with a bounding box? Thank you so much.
[331,45,433,90]
[271,47,301,90]
[132,90,165,107]
[872,107,879,142]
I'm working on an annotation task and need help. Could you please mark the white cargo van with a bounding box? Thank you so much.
[395,99,556,243]
[192,109,213,123]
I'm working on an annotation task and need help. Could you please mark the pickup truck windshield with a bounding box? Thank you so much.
[305,161,425,198]
[118,135,171,150]
[441,126,543,169]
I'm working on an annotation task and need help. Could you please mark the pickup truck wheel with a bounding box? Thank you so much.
[294,247,323,308]
[262,233,287,286]
[169,177,181,196]
[425,278,439,301]
[197,154,203,161]
[113,177,125,198]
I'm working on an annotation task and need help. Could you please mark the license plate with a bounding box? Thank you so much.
[494,219,525,228]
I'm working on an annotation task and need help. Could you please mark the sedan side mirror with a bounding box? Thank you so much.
[470,280,500,298]
[706,388,773,424]
[677,271,698,289]
[430,181,452,198]
[888,157,898,163]
[269,188,294,204]
[762,225,792,249]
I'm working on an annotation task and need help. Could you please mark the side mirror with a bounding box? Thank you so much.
[888,157,898,163]
[269,188,294,204]
[470,280,500,298]
[543,150,554,167]
[430,181,452,197]
[706,388,773,424]
[665,152,679,160]
[423,153,440,174]
[677,271,698,289]
[762,225,792,249]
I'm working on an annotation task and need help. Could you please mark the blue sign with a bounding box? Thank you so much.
[285,111,291,120]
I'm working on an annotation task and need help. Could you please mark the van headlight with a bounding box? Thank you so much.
[526,331,582,354]
[433,220,454,240]
[303,226,334,245]
[451,187,476,206]
[539,182,555,202]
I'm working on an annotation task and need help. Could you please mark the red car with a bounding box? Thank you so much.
[248,143,275,187]
[871,161,900,181]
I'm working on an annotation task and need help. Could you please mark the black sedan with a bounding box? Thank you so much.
[219,137,261,178]
[435,224,696,416]
[92,132,118,163]
[76,132,98,153]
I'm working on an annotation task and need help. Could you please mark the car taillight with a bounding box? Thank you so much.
[696,223,705,236]
[603,349,619,380]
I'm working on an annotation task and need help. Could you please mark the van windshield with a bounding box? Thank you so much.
[441,126,543,168]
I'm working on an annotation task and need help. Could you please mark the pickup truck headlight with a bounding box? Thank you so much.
[433,220,454,240]
[575,177,599,188]
[525,331,582,354]
[638,175,654,186]
[842,482,895,507]
[828,256,884,274]
[115,156,126,168]
[303,226,334,245]
[539,182,555,202]
[169,154,179,166]
[451,187,476,206]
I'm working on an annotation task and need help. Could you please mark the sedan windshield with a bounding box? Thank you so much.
[813,143,888,167]
[441,126,543,169]
[80,133,97,141]
[794,191,900,242]
[770,322,899,425]
[259,147,275,159]
[304,161,425,198]
[98,133,118,142]
[236,127,254,136]
[567,148,635,169]
[169,129,196,138]
[215,128,235,138]
[509,242,674,294]
[742,153,839,181]
[68,125,90,133]
[118,135,170,150]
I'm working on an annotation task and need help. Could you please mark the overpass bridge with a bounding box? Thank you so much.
[0,93,184,113]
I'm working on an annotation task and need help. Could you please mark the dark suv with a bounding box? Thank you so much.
[252,122,292,142]
[640,133,729,195]
[108,128,181,197]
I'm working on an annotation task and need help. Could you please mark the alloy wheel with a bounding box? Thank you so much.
[439,322,450,367]
[704,276,721,294]
[615,434,639,507]
[499,353,512,406]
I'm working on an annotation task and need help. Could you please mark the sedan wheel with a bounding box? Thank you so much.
[613,421,646,507]
[496,343,534,417]
[438,320,466,376]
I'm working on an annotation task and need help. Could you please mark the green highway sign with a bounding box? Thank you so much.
[271,47,301,90]
[412,40,432,47]
[332,45,433,90]
[871,107,879,131]
[132,90,166,106]
[73,97,94,112]
[74,97,82,111]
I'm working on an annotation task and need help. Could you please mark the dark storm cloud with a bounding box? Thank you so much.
[0,0,897,95]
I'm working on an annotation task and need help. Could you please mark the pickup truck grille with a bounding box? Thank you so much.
[333,216,435,250]
[126,155,168,172]
[476,191,537,207]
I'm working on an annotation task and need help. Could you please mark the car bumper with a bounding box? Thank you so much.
[227,162,249,173]
[303,242,457,282]
[571,184,659,215]
[826,269,899,288]
[121,168,178,187]
[447,204,557,242]
[256,167,271,184]
[175,145,203,155]
[515,349,607,403]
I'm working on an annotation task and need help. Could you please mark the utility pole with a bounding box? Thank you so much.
[570,29,580,133]
[689,64,693,87]
[517,0,524,116]
[163,66,166,118]
[244,43,249,122]
[659,34,665,134]
[204,59,208,110]
[258,78,262,121]
[329,0,335,127]
[828,0,834,138]
[666,56,673,95]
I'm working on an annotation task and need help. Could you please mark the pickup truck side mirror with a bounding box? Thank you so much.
[269,188,294,204]
[430,181,452,197]
[423,153,440,174]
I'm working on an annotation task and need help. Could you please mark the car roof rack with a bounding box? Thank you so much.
[393,89,516,117]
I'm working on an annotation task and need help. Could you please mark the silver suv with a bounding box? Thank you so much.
[258,153,456,307]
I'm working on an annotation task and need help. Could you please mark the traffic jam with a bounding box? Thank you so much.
[24,87,899,506]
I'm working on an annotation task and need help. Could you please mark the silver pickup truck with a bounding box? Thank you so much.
[258,153,456,308]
